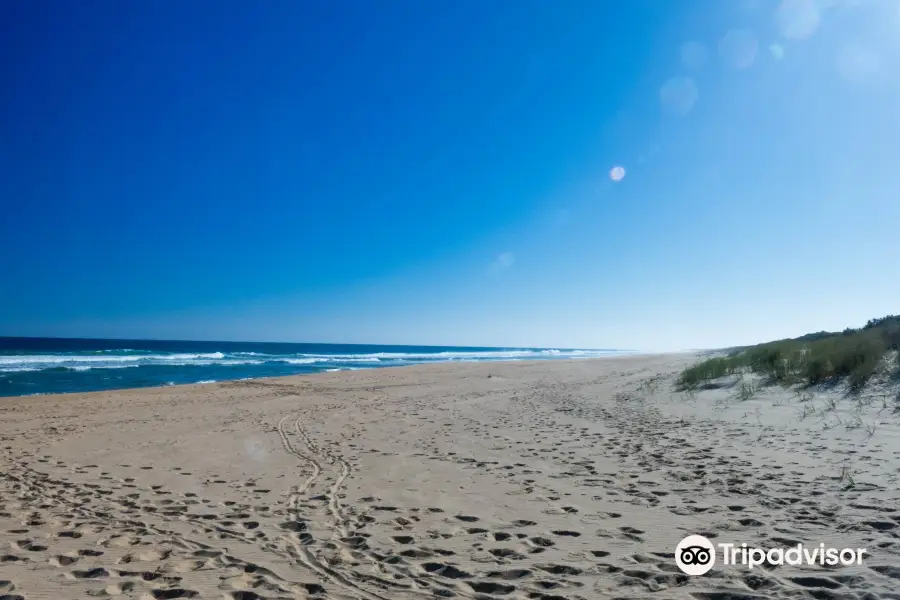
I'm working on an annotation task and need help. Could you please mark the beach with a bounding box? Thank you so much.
[2,353,899,600]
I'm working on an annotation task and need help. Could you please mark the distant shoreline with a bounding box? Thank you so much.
[1,353,677,401]
[0,337,645,398]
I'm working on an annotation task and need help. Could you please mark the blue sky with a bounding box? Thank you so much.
[2,0,899,351]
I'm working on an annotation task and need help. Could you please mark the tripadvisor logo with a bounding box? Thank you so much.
[675,535,867,576]
[676,535,716,575]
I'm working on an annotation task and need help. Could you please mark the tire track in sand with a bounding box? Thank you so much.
[308,428,353,539]
[283,412,353,539]
[314,390,390,539]
[277,415,323,519]
[276,414,393,600]
[290,397,428,596]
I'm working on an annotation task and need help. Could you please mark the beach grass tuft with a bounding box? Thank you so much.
[678,315,900,392]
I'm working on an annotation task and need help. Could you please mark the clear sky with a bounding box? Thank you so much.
[2,0,899,351]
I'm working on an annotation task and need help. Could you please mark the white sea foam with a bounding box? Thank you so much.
[165,359,264,367]
[69,365,140,372]
[0,366,39,373]
[279,358,325,365]
[288,349,614,361]
[0,352,225,365]
[0,352,255,372]
[0,347,624,374]
[278,356,381,365]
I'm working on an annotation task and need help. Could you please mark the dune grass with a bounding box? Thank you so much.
[678,315,900,392]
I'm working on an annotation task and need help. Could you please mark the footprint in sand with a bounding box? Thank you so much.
[11,539,46,552]
[551,530,581,537]
[512,520,537,527]
[537,564,583,576]
[65,567,110,580]
[104,581,137,595]
[392,535,414,544]
[488,548,526,560]
[50,554,79,566]
[467,581,516,595]
[141,588,199,599]
[421,562,472,579]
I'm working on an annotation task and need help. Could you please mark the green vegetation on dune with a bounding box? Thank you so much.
[678,315,900,391]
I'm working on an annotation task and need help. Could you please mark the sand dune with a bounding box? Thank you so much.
[1,354,899,599]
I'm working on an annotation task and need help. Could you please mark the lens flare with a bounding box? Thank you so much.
[776,0,820,41]
[660,76,698,116]
[719,29,758,69]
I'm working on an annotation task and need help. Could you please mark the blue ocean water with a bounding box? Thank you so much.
[0,337,627,397]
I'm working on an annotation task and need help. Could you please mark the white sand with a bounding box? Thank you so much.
[1,354,899,599]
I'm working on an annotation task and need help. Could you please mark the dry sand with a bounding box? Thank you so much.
[1,353,899,599]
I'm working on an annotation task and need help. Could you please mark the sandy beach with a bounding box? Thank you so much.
[2,353,899,600]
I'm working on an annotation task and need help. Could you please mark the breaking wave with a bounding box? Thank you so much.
[0,348,621,374]
[0,340,631,396]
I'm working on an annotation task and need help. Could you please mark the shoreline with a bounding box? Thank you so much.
[0,342,648,399]
[2,352,897,599]
[0,352,671,401]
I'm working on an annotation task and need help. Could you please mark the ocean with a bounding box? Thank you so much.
[0,337,627,397]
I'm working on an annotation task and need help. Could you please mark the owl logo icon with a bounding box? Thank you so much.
[675,535,716,575]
